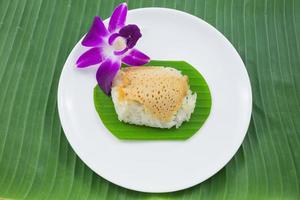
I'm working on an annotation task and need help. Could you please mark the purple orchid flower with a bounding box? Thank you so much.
[76,3,150,95]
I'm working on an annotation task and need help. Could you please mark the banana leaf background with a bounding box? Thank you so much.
[0,0,299,199]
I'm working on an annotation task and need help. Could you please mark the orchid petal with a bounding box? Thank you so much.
[76,47,103,68]
[122,49,150,66]
[82,16,108,47]
[108,3,127,33]
[96,59,121,95]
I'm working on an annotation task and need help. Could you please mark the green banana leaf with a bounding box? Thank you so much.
[94,60,212,140]
[0,0,299,199]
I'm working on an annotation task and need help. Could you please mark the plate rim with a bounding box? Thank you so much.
[57,7,252,193]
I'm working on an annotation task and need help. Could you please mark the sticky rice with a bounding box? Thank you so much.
[111,67,197,128]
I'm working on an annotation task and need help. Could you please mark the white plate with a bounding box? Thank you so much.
[58,8,252,193]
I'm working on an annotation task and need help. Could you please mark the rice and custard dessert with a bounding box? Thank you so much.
[111,67,197,129]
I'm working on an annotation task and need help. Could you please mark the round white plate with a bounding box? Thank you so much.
[58,8,252,193]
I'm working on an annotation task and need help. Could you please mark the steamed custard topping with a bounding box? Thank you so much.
[113,67,189,122]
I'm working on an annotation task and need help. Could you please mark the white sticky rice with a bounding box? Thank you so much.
[111,88,197,129]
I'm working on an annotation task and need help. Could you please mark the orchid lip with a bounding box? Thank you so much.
[112,36,127,51]
[114,47,128,56]
[108,33,119,45]
[119,24,142,49]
